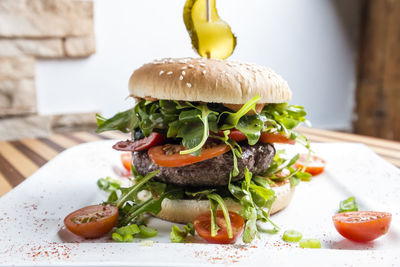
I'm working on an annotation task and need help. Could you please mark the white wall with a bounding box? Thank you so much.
[36,0,359,130]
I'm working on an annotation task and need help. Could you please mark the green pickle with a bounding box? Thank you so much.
[184,0,236,59]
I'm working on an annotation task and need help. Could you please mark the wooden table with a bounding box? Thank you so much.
[0,128,399,197]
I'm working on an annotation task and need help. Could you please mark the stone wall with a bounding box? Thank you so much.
[0,0,97,140]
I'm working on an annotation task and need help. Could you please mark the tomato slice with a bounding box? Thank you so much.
[213,130,293,144]
[121,152,132,172]
[148,144,230,167]
[113,132,166,152]
[333,211,392,242]
[259,132,296,144]
[295,154,326,175]
[64,204,118,239]
[194,210,245,244]
[212,130,247,142]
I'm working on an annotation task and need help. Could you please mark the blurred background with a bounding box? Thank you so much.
[0,0,399,141]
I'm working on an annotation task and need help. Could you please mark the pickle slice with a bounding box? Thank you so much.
[183,0,236,59]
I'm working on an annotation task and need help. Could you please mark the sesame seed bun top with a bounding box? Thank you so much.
[128,57,292,104]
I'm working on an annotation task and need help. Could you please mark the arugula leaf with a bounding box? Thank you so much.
[116,170,160,207]
[262,103,309,138]
[96,109,137,133]
[219,95,261,130]
[170,223,195,243]
[208,196,220,237]
[135,101,179,136]
[208,193,233,238]
[211,130,242,176]
[97,177,121,192]
[185,189,216,199]
[235,115,264,145]
[179,105,217,156]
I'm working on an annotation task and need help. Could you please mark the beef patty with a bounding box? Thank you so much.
[132,143,275,187]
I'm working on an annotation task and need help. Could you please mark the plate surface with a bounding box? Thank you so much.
[0,141,399,266]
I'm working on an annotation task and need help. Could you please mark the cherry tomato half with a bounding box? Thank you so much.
[121,153,132,172]
[332,211,392,242]
[148,144,230,167]
[113,132,166,152]
[194,210,245,244]
[295,154,326,175]
[64,204,118,239]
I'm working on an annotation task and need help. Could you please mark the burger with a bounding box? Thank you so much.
[96,57,309,243]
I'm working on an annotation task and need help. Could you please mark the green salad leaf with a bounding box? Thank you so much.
[228,168,277,243]
[235,114,264,145]
[219,95,261,130]
[96,109,137,133]
[178,105,218,156]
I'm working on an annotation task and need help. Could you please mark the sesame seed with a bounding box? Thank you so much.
[188,64,194,68]
[182,71,186,76]
[159,70,164,75]
[202,70,207,75]
[167,71,173,75]
[179,75,184,80]
[199,63,206,67]
[186,83,192,88]
[181,66,187,70]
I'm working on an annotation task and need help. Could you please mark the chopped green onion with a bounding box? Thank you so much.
[282,230,303,242]
[123,234,134,242]
[170,223,194,243]
[138,225,158,238]
[112,232,133,243]
[299,238,321,248]
[339,196,358,213]
[112,233,123,242]
[115,224,140,236]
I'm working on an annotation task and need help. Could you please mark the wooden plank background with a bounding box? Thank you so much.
[0,128,399,197]
[355,0,400,141]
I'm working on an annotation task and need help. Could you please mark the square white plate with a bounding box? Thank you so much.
[0,141,399,266]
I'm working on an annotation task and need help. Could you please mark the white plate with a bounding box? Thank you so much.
[0,141,399,266]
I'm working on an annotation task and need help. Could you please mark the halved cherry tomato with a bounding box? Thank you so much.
[113,132,166,152]
[64,204,118,239]
[194,210,245,244]
[295,154,326,175]
[148,144,230,167]
[259,132,296,144]
[333,211,392,242]
[121,152,132,172]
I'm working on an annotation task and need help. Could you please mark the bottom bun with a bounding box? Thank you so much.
[155,181,294,224]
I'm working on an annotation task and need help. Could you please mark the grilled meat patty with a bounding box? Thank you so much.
[132,143,275,187]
